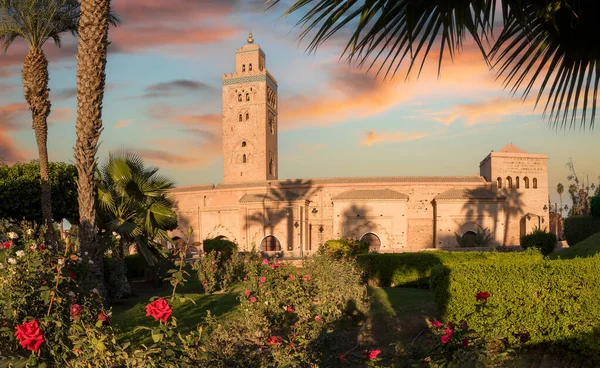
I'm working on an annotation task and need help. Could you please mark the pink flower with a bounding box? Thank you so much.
[431,320,443,328]
[262,258,269,265]
[70,304,83,320]
[250,296,257,303]
[243,276,248,281]
[462,338,469,347]
[288,275,296,281]
[303,275,310,280]
[286,306,292,313]
[441,334,452,344]
[314,315,322,322]
[275,262,281,268]
[245,290,251,297]
[1,241,11,249]
[267,336,279,345]
[258,283,263,288]
[339,353,347,363]
[260,276,266,283]
[367,349,381,360]
[269,264,275,269]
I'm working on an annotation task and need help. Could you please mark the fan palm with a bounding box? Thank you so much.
[0,0,80,243]
[268,0,600,129]
[97,151,178,266]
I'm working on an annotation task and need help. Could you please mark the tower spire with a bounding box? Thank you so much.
[247,31,254,44]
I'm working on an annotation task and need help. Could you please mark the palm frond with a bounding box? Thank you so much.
[267,0,496,78]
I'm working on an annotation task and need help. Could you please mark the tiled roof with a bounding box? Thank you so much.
[435,188,505,201]
[216,175,485,190]
[170,184,215,193]
[239,191,304,204]
[333,189,409,201]
[498,143,527,154]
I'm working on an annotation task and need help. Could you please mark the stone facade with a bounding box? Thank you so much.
[168,35,550,256]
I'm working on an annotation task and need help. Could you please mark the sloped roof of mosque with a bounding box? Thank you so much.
[239,191,305,204]
[435,188,506,201]
[333,189,409,201]
[215,176,486,190]
[498,143,527,154]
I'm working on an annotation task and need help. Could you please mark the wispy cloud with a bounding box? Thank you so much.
[430,97,536,126]
[131,79,216,99]
[360,130,430,147]
[116,119,133,128]
[0,103,31,163]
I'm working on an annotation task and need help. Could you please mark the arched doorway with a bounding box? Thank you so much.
[460,231,477,248]
[360,232,381,252]
[261,235,281,252]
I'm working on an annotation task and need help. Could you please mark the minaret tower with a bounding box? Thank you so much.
[221,32,278,183]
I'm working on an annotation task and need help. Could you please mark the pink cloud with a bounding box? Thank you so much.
[431,97,536,126]
[360,131,430,147]
[0,103,31,163]
[116,119,133,128]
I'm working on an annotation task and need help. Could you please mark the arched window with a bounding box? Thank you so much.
[516,176,520,189]
[249,63,252,71]
[533,178,538,189]
[261,235,281,252]
[360,233,381,252]
[506,176,513,189]
[497,177,502,189]
[245,113,249,120]
[242,64,246,72]
[242,154,247,163]
[238,114,242,122]
[238,94,242,102]
[241,141,246,147]
[524,177,530,189]
[460,231,477,248]
[245,93,250,102]
[269,158,274,175]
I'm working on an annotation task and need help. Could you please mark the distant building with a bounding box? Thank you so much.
[169,34,549,255]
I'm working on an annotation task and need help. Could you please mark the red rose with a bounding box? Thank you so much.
[339,353,347,363]
[267,336,279,345]
[69,272,76,280]
[286,306,292,313]
[250,296,257,303]
[14,320,44,352]
[262,258,269,265]
[303,275,310,280]
[476,291,490,301]
[367,349,381,360]
[431,320,443,328]
[462,337,469,347]
[98,311,111,325]
[39,244,45,251]
[2,241,11,249]
[70,304,83,320]
[314,315,322,322]
[244,289,251,297]
[288,275,295,281]
[260,276,266,283]
[145,298,172,323]
[269,264,275,269]
[441,334,451,344]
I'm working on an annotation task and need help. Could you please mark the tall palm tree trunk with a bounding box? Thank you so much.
[74,0,111,294]
[22,48,55,245]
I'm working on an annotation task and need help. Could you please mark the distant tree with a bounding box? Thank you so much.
[566,159,590,216]
[0,161,78,225]
[556,183,564,216]
[0,0,80,242]
[96,151,178,265]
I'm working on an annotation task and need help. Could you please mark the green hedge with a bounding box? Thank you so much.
[356,250,543,288]
[563,216,600,246]
[318,238,369,259]
[591,195,600,219]
[430,256,600,359]
[124,253,175,280]
[202,236,237,260]
[520,229,557,256]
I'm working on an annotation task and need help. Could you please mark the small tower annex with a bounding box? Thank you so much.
[221,32,278,183]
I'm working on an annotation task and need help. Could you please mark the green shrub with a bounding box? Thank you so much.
[357,250,543,288]
[591,195,600,219]
[563,216,600,246]
[430,256,600,360]
[455,227,495,248]
[520,228,557,255]
[202,236,237,260]
[317,238,369,259]
[124,254,146,279]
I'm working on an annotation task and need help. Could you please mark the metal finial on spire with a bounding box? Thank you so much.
[247,31,254,44]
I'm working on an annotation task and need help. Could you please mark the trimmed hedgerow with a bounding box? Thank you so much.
[202,236,237,260]
[591,195,600,219]
[356,250,543,288]
[563,216,600,246]
[520,229,557,256]
[317,238,369,259]
[430,256,600,359]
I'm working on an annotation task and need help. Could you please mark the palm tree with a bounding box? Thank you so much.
[556,183,564,215]
[97,151,178,266]
[268,0,600,129]
[0,0,80,243]
[74,0,117,290]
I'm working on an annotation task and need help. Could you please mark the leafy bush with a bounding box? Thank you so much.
[520,228,557,255]
[455,227,495,248]
[103,257,130,300]
[317,238,369,259]
[563,216,600,246]
[430,256,600,360]
[591,195,600,219]
[202,236,237,260]
[192,249,245,293]
[124,254,146,279]
[357,250,543,288]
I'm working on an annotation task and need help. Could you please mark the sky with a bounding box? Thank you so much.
[0,0,598,209]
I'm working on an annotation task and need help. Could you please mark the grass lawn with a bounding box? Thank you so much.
[551,232,600,259]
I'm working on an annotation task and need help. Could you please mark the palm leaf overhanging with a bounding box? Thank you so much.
[97,151,178,265]
[267,0,600,129]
